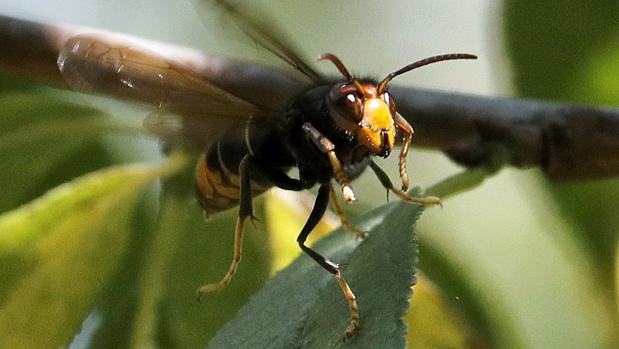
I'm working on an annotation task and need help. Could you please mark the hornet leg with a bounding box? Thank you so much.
[369,160,442,206]
[393,112,413,191]
[329,182,367,238]
[298,184,360,337]
[302,122,356,204]
[196,155,308,300]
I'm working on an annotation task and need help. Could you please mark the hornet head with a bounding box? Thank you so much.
[320,52,477,158]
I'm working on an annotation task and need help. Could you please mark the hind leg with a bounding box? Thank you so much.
[196,155,309,299]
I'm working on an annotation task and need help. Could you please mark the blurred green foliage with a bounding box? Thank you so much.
[0,79,272,348]
[0,154,183,348]
[505,0,619,324]
[407,1,619,348]
[403,2,619,348]
[505,0,619,283]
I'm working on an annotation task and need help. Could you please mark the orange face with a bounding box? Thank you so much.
[326,82,396,157]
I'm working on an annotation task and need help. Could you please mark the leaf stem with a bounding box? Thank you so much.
[425,166,493,200]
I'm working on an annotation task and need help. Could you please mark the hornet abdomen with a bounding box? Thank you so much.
[195,116,295,216]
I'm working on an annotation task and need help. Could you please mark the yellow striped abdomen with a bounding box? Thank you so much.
[195,142,271,217]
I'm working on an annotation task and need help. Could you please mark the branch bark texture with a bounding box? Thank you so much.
[1,15,618,181]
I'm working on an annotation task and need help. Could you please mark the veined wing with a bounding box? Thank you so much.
[57,34,261,149]
[205,0,324,84]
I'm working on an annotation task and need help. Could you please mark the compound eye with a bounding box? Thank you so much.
[340,91,363,122]
[329,85,364,122]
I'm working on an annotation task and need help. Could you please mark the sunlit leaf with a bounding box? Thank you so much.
[0,157,183,349]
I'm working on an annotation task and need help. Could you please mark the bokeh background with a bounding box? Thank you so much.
[0,1,618,348]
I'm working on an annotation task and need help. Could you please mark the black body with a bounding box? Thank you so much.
[197,81,376,215]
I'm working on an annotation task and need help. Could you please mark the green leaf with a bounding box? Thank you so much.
[127,183,194,349]
[71,159,273,349]
[208,194,423,349]
[0,91,140,212]
[503,0,619,103]
[0,158,182,349]
[77,188,160,349]
[0,74,37,93]
[160,198,273,348]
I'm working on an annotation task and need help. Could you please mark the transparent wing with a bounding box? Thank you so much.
[57,34,262,149]
[202,0,325,84]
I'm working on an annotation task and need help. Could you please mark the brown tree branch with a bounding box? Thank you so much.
[390,87,619,180]
[1,15,618,181]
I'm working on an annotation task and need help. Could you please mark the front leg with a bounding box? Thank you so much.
[302,122,356,204]
[369,160,442,206]
[394,112,413,191]
[328,183,368,238]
